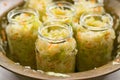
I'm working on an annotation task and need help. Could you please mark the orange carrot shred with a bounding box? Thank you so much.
[48,44,52,49]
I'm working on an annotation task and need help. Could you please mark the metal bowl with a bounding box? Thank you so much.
[0,0,120,80]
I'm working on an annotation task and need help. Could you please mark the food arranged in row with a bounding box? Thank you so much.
[6,8,42,69]
[36,22,77,73]
[76,13,115,71]
[5,0,116,73]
